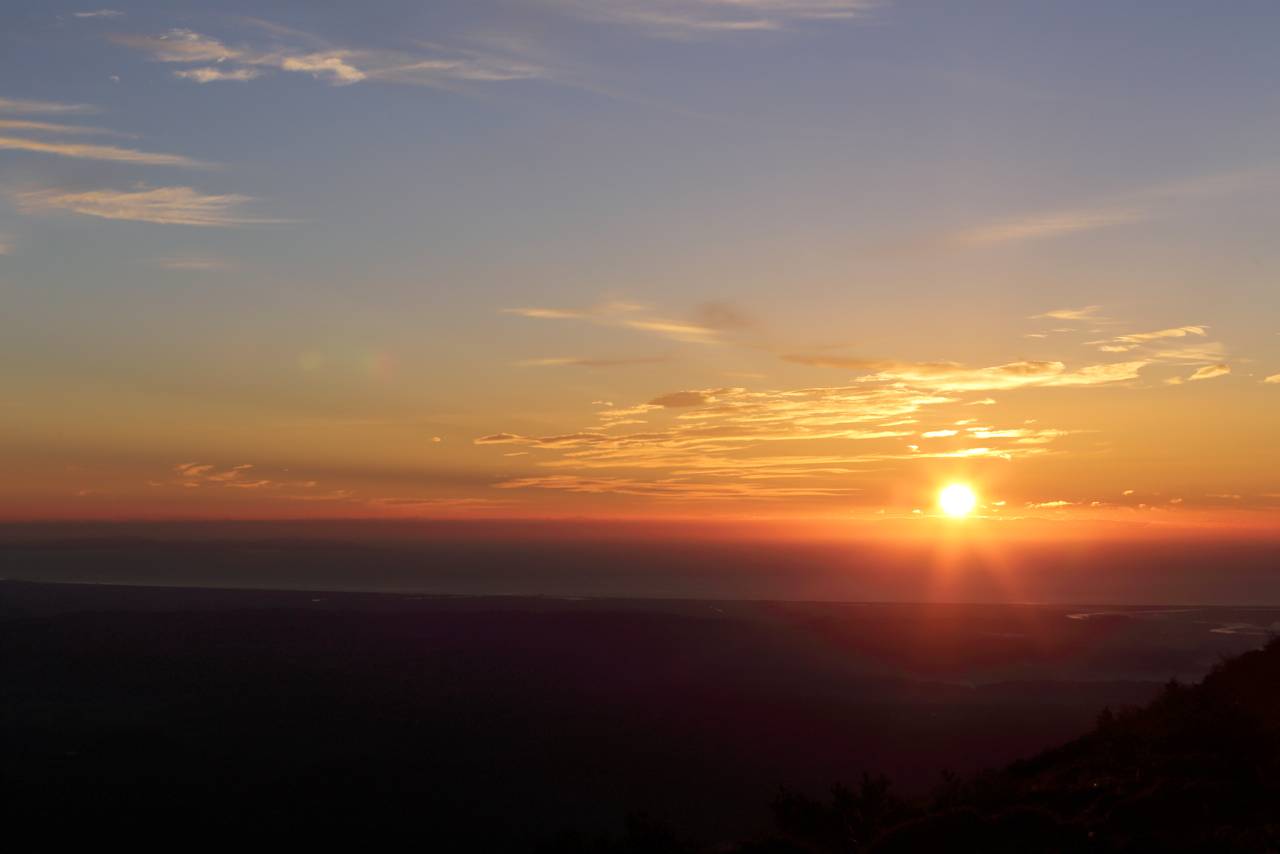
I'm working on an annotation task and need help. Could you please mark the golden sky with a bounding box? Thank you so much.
[1,2,1278,536]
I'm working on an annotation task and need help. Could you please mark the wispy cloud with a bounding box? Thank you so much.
[152,255,234,271]
[782,355,1150,392]
[18,186,278,226]
[1031,305,1105,321]
[114,26,545,88]
[0,118,131,136]
[0,96,94,114]
[1265,374,1280,385]
[1115,325,1208,344]
[953,208,1143,247]
[547,0,880,38]
[0,135,207,167]
[517,356,668,367]
[951,167,1276,250]
[72,9,124,18]
[476,368,1062,501]
[1186,363,1230,382]
[506,301,721,344]
[175,67,263,83]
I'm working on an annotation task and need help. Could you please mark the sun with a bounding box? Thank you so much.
[939,483,977,518]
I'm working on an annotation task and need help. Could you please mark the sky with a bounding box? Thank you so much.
[2,1,1279,535]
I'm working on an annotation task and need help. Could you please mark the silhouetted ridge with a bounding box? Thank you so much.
[733,636,1280,853]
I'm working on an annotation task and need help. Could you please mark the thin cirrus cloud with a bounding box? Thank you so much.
[951,208,1144,247]
[781,356,1151,391]
[1031,305,1106,322]
[113,27,545,88]
[951,168,1275,250]
[17,186,277,227]
[517,356,668,368]
[0,96,94,114]
[72,9,125,18]
[1186,363,1231,382]
[0,119,132,136]
[505,302,721,344]
[546,0,880,37]
[152,255,234,271]
[0,135,207,167]
[1087,325,1209,353]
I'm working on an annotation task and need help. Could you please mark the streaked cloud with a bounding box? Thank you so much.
[1031,305,1104,321]
[953,208,1143,247]
[0,118,131,136]
[547,0,879,38]
[506,300,720,343]
[114,27,545,88]
[516,355,667,367]
[0,135,207,167]
[853,358,1150,392]
[1264,374,1280,385]
[72,9,124,18]
[1186,363,1230,382]
[495,474,855,500]
[0,96,93,114]
[1116,325,1207,344]
[175,67,263,83]
[18,186,275,226]
[152,255,233,271]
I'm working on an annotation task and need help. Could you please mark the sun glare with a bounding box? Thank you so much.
[939,483,977,518]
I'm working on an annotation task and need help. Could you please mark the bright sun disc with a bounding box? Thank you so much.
[939,483,977,517]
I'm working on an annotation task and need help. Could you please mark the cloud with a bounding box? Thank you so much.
[1265,374,1280,385]
[173,462,274,489]
[505,307,586,320]
[495,474,855,500]
[114,27,544,88]
[0,97,94,114]
[17,186,276,226]
[954,209,1143,247]
[1031,305,1105,321]
[1088,325,1218,356]
[517,356,667,367]
[168,462,330,493]
[0,135,207,167]
[622,318,717,342]
[1115,325,1207,344]
[174,67,263,83]
[72,9,124,18]
[853,358,1149,392]
[507,301,721,344]
[649,390,715,407]
[476,374,1051,500]
[152,255,233,271]
[0,118,131,136]
[547,0,879,38]
[1186,363,1230,382]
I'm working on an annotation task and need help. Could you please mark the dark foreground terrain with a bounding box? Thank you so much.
[2,581,1276,851]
